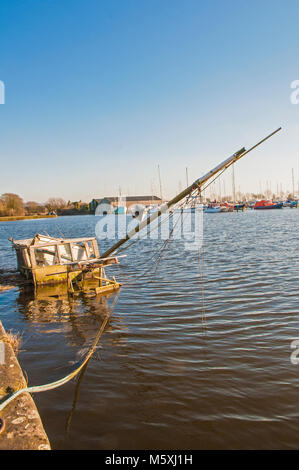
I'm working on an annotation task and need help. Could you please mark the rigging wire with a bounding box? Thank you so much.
[119,191,200,281]
[200,157,238,195]
[153,209,190,275]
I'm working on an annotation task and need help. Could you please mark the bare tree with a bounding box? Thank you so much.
[0,199,6,216]
[25,201,46,215]
[45,198,66,211]
[0,193,24,216]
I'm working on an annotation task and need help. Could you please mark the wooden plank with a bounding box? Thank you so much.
[24,249,31,268]
[69,242,75,262]
[84,242,90,258]
[20,238,97,249]
[29,246,36,268]
[56,245,61,264]
[92,239,100,258]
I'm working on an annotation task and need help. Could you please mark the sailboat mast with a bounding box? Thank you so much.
[158,165,163,202]
[292,168,295,199]
[100,128,282,259]
[232,164,236,202]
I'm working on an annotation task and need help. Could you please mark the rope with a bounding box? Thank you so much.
[0,306,113,412]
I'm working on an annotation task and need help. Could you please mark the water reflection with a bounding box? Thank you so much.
[65,361,89,435]
[13,284,128,436]
[14,283,127,374]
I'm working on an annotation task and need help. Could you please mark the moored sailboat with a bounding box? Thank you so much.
[204,205,221,213]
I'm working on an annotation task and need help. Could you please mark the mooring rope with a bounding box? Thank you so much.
[0,305,113,412]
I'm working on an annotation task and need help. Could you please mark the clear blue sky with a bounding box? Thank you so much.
[0,0,298,202]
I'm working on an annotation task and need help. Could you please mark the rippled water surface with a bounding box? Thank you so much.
[1,210,299,449]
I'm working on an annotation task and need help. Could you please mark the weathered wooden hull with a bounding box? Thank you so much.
[33,265,91,285]
[32,265,121,294]
[11,234,121,294]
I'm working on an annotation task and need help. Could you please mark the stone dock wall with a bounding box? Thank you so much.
[0,320,50,450]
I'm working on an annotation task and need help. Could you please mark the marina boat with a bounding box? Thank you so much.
[234,203,245,211]
[204,205,221,213]
[174,205,202,213]
[221,202,234,212]
[283,200,298,208]
[113,205,127,214]
[10,234,121,293]
[254,200,283,210]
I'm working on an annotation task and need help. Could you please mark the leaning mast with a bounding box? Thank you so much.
[100,128,282,259]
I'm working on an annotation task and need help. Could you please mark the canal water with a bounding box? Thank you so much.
[0,210,299,449]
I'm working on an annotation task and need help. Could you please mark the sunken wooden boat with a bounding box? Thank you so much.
[10,234,121,294]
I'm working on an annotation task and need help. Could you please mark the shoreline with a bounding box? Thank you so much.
[0,215,58,222]
[0,213,92,222]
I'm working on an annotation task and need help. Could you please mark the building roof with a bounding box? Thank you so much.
[93,196,162,203]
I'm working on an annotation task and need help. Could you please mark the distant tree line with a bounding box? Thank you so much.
[0,193,90,217]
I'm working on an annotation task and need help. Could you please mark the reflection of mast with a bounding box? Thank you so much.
[158,165,163,201]
[65,362,89,434]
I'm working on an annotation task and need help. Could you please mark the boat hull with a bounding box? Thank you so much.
[204,207,221,213]
[254,203,283,210]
